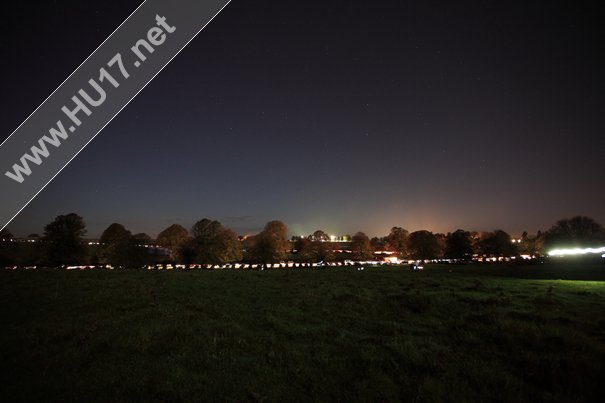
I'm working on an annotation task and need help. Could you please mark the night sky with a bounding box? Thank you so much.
[2,0,604,238]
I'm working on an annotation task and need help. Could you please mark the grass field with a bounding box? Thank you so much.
[1,262,604,402]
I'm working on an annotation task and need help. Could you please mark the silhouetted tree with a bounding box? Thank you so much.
[386,227,409,257]
[351,232,373,260]
[192,219,222,243]
[470,231,483,254]
[0,229,42,267]
[42,213,87,266]
[0,228,13,242]
[478,230,516,257]
[444,230,473,260]
[310,230,330,242]
[311,240,335,262]
[519,231,544,256]
[217,228,244,263]
[408,230,441,260]
[370,236,387,250]
[191,218,242,264]
[434,233,447,256]
[293,237,313,262]
[100,223,131,245]
[98,223,148,267]
[0,228,14,267]
[247,221,289,263]
[543,216,605,249]
[156,224,189,262]
[132,233,153,245]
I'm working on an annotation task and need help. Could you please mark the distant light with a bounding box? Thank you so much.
[330,235,336,241]
[385,256,400,264]
[548,246,605,257]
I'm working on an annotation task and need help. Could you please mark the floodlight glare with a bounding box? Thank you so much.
[548,246,605,257]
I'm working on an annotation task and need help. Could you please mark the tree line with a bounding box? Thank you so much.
[1,215,604,267]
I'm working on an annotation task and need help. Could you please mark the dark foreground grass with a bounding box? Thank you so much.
[1,264,604,402]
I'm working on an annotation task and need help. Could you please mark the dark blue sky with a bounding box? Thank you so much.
[2,0,604,238]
